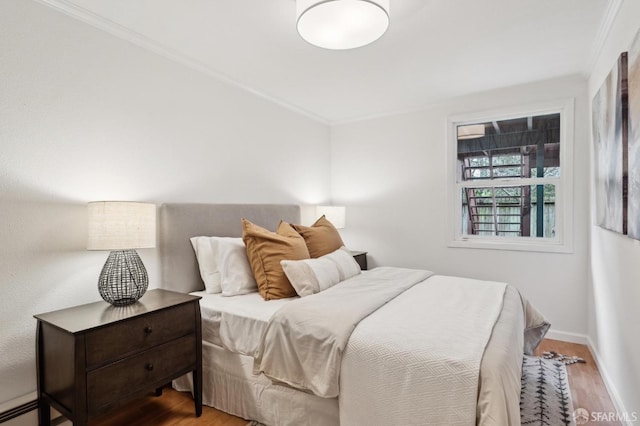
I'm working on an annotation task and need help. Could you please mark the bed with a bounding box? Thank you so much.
[159,203,548,426]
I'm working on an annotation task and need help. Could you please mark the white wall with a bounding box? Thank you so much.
[0,0,330,407]
[587,0,640,416]
[5,0,638,420]
[331,75,590,337]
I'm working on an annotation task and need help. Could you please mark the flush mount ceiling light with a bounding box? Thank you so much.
[296,0,390,50]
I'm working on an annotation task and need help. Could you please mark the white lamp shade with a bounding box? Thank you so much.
[457,124,486,140]
[297,0,389,50]
[316,205,346,229]
[87,202,156,250]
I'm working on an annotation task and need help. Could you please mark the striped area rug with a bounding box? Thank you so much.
[521,355,575,426]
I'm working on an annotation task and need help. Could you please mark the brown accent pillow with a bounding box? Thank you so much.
[291,215,345,258]
[242,219,310,300]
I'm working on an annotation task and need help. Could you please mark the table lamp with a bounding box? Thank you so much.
[87,201,156,306]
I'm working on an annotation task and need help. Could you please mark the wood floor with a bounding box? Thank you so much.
[536,339,620,426]
[88,390,246,426]
[86,339,618,426]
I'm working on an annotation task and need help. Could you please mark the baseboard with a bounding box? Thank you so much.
[0,393,68,426]
[0,392,37,424]
[545,329,589,344]
[0,401,38,424]
[586,337,634,426]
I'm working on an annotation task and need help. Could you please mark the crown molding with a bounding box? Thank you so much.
[33,0,617,128]
[584,0,624,77]
[33,0,330,125]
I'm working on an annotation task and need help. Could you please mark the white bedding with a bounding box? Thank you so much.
[254,268,509,425]
[182,267,546,426]
[340,274,508,425]
[254,267,434,397]
[193,291,297,356]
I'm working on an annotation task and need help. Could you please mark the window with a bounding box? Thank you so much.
[448,100,574,252]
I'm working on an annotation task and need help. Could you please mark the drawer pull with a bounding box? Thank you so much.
[144,326,153,334]
[145,363,154,371]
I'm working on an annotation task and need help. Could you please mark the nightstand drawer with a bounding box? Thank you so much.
[87,334,196,414]
[85,303,195,367]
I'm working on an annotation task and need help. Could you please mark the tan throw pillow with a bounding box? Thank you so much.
[242,219,310,300]
[291,215,345,258]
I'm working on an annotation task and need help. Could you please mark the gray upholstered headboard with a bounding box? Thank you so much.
[159,203,301,293]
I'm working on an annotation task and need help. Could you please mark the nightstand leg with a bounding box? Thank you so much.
[36,321,51,426]
[37,401,50,426]
[193,369,202,417]
[194,303,203,417]
[155,386,163,396]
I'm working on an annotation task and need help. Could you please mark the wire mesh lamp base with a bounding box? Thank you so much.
[98,250,148,306]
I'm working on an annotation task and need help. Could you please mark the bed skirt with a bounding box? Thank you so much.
[173,341,338,426]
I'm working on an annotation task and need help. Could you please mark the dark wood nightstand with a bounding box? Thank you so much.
[34,289,202,426]
[350,250,368,270]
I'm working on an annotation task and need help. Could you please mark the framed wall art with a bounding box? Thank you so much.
[592,52,628,235]
[627,29,640,240]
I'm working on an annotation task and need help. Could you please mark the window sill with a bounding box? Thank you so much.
[448,238,573,254]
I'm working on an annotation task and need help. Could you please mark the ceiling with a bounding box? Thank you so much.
[39,0,613,124]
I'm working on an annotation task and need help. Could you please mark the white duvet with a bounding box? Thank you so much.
[254,267,511,425]
[254,267,433,397]
[340,274,507,426]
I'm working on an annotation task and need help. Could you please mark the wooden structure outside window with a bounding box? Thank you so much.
[457,113,561,238]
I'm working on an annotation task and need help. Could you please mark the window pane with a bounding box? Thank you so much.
[461,184,556,238]
[460,148,526,181]
[492,155,522,166]
[530,184,557,238]
[457,113,561,181]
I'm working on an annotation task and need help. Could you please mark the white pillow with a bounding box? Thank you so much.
[191,236,222,293]
[190,237,258,296]
[281,247,361,297]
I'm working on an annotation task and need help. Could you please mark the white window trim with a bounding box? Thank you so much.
[446,98,575,253]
